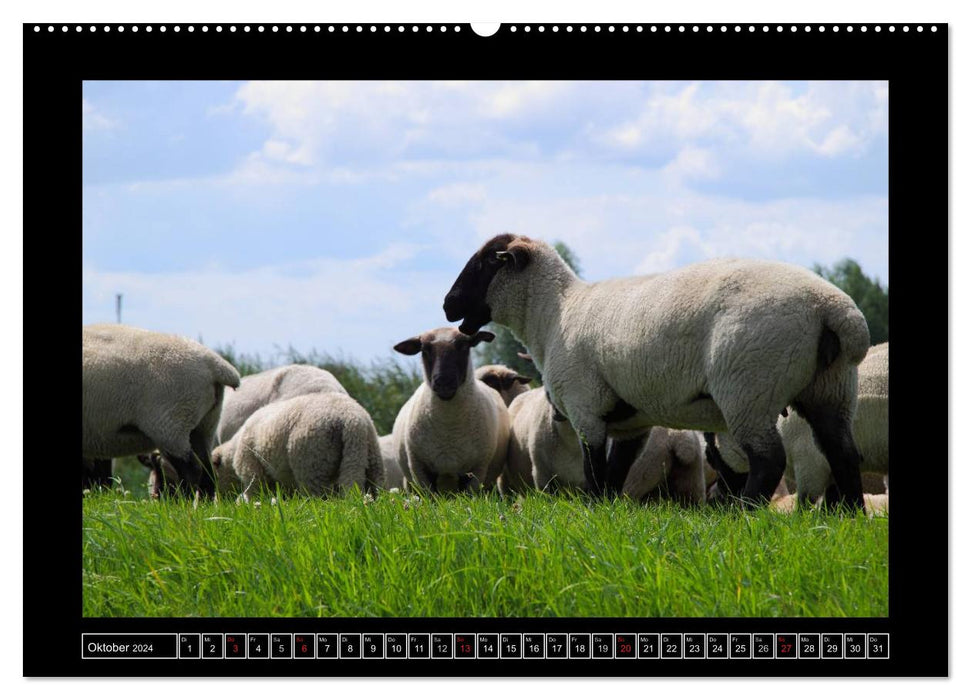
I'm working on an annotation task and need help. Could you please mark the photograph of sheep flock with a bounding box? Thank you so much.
[82,80,889,618]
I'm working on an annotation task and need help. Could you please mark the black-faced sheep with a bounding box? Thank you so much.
[211,393,383,500]
[443,234,870,508]
[82,324,241,498]
[475,364,532,407]
[391,327,510,493]
[216,364,347,443]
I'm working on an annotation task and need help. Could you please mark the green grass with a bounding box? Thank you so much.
[82,488,888,618]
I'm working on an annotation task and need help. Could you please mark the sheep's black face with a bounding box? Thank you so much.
[394,328,495,401]
[444,233,529,335]
[479,370,532,394]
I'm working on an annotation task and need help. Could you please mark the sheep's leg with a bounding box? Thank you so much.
[703,433,748,501]
[736,428,787,508]
[605,437,643,496]
[189,428,217,499]
[796,406,864,511]
[581,440,608,497]
[159,450,202,498]
[408,459,438,495]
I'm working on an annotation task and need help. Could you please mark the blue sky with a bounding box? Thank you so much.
[82,80,888,363]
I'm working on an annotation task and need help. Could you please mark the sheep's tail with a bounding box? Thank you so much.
[819,298,871,370]
[207,352,242,389]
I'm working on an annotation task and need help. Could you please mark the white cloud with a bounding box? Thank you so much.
[634,226,713,275]
[595,80,887,160]
[426,182,487,206]
[82,98,118,131]
[662,146,720,184]
[82,244,449,360]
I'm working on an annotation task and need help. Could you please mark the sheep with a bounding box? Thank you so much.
[137,452,181,496]
[82,324,241,498]
[707,342,888,506]
[475,364,532,407]
[443,233,871,508]
[505,387,585,493]
[621,429,707,505]
[780,342,888,503]
[216,364,347,443]
[391,327,510,493]
[211,393,383,500]
[379,434,406,490]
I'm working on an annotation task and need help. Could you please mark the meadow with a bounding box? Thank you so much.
[82,484,889,618]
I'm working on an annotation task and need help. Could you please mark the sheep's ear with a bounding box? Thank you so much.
[470,330,495,347]
[496,242,530,270]
[514,375,532,384]
[393,337,423,355]
[517,351,533,363]
[480,375,502,391]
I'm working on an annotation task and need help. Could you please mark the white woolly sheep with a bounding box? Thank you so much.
[211,393,383,500]
[707,342,888,505]
[391,327,510,493]
[82,324,241,498]
[621,429,707,505]
[780,342,888,503]
[475,364,533,407]
[379,434,406,490]
[216,364,347,443]
[444,234,871,508]
[505,387,585,493]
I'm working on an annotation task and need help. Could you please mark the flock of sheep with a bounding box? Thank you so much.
[81,234,889,513]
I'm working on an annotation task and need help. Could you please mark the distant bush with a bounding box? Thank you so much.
[214,344,423,436]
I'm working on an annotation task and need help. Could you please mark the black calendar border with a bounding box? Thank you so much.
[23,22,947,678]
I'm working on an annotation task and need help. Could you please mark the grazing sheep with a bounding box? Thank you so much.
[391,327,510,493]
[211,393,383,500]
[444,233,870,508]
[475,364,532,407]
[707,342,888,505]
[621,429,707,506]
[379,434,406,490]
[82,324,241,498]
[216,364,347,443]
[137,452,181,496]
[505,387,585,493]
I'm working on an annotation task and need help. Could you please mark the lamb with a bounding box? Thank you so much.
[443,233,871,508]
[391,327,510,493]
[216,364,347,443]
[475,364,532,407]
[621,429,707,505]
[211,393,383,500]
[707,342,888,505]
[82,324,241,498]
[505,387,585,493]
[379,434,406,490]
